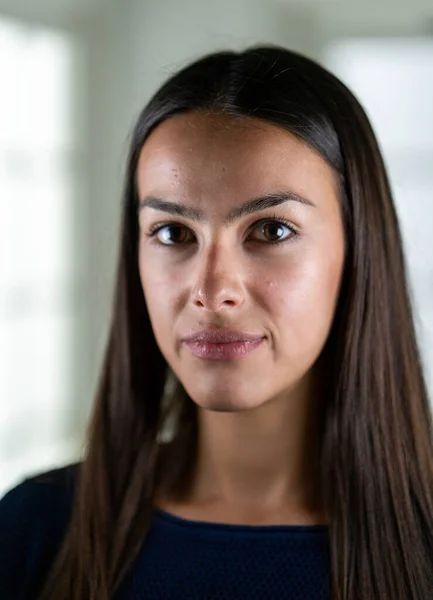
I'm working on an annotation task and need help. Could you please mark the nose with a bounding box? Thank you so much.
[190,243,245,313]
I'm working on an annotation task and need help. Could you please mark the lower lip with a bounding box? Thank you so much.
[184,338,265,361]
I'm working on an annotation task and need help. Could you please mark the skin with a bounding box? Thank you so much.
[137,111,345,526]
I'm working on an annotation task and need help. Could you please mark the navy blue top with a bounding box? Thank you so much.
[0,464,331,599]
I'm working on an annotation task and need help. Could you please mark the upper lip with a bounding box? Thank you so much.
[182,329,265,344]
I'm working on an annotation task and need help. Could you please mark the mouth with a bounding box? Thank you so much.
[181,328,266,361]
[182,329,265,344]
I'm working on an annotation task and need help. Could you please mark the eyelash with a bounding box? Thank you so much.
[144,213,299,247]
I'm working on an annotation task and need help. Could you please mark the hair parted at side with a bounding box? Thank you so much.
[37,44,433,600]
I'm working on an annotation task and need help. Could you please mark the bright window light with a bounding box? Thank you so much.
[0,17,81,498]
[325,38,433,397]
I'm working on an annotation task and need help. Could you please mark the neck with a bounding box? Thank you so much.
[186,375,326,524]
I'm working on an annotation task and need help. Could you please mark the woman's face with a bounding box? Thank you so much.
[137,111,345,412]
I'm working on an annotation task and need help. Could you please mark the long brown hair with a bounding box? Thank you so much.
[38,45,433,599]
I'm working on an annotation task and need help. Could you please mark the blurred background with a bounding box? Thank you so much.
[1,0,432,497]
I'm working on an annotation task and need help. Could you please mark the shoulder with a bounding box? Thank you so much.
[0,462,80,600]
[0,462,80,530]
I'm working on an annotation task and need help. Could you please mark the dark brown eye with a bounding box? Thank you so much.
[263,222,285,241]
[156,225,192,245]
[251,220,295,243]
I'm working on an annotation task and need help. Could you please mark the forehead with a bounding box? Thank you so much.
[136,111,337,208]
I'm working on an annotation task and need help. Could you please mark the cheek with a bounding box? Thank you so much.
[138,254,176,353]
[264,250,343,356]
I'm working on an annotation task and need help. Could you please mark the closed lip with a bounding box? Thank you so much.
[182,330,265,344]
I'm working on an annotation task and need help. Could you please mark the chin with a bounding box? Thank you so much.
[181,373,272,414]
[193,395,260,413]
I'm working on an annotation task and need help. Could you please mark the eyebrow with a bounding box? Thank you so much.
[137,190,315,225]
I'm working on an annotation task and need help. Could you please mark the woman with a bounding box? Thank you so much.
[1,44,433,600]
